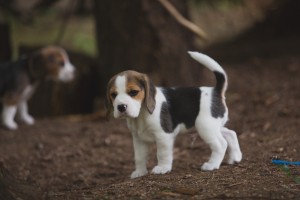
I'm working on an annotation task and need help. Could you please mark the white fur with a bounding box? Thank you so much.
[188,51,228,94]
[2,105,18,130]
[195,87,228,170]
[110,52,242,179]
[1,48,75,130]
[58,49,75,82]
[2,85,36,130]
[221,127,242,164]
[18,101,34,125]
[126,89,176,178]
[113,76,142,118]
[18,85,36,125]
[188,52,225,74]
[58,61,75,82]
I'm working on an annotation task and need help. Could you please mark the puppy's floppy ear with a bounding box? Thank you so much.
[28,51,47,79]
[140,74,156,114]
[105,96,113,121]
[105,78,115,120]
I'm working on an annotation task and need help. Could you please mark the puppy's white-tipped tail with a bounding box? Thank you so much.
[188,51,227,97]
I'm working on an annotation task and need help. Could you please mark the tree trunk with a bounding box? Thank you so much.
[0,23,12,61]
[93,0,202,95]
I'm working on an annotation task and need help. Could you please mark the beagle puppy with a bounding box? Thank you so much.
[0,45,75,130]
[106,52,242,179]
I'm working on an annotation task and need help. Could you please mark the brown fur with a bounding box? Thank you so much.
[106,70,156,118]
[29,46,68,80]
[2,73,30,105]
[1,45,71,107]
[126,82,145,102]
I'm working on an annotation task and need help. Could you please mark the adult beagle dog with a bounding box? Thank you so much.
[106,52,242,179]
[0,45,75,130]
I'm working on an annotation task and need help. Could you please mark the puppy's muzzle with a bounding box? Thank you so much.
[117,104,127,113]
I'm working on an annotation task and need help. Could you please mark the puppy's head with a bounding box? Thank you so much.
[106,70,156,119]
[29,45,75,82]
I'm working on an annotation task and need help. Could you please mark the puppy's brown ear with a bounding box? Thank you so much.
[105,98,113,121]
[105,79,115,120]
[28,51,47,79]
[141,74,156,114]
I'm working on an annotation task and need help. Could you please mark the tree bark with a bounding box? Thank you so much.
[0,23,12,61]
[93,0,202,95]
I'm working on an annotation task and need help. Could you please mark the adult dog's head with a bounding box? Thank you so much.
[106,70,156,119]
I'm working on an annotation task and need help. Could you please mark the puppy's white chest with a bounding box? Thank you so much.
[127,118,156,142]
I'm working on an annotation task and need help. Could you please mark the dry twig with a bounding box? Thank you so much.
[157,0,207,40]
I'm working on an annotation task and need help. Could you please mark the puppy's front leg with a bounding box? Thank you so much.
[152,134,174,175]
[2,105,18,130]
[131,135,149,179]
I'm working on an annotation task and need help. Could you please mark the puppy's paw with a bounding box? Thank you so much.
[201,162,219,171]
[4,121,18,130]
[22,115,35,125]
[227,150,242,164]
[151,165,172,175]
[130,169,148,179]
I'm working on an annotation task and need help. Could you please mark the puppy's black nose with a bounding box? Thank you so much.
[117,104,127,113]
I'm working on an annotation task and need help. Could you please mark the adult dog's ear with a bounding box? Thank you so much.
[141,74,156,114]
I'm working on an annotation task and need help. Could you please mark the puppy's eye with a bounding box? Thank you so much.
[59,61,65,67]
[111,92,117,99]
[128,90,139,97]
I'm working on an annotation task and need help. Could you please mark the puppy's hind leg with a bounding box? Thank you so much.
[196,119,227,171]
[221,127,242,164]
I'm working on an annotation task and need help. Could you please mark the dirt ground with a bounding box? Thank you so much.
[0,53,300,199]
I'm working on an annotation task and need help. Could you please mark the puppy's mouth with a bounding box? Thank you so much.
[114,110,129,119]
[118,112,129,118]
[115,110,138,119]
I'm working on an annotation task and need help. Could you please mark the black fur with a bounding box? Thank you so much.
[211,71,226,118]
[160,102,173,133]
[211,89,225,118]
[0,57,31,97]
[160,87,201,133]
[214,71,225,93]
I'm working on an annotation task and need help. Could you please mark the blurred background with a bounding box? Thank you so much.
[0,0,299,117]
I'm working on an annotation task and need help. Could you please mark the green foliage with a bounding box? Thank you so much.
[7,9,96,58]
[280,165,300,184]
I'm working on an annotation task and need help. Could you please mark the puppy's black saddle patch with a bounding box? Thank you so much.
[160,87,201,133]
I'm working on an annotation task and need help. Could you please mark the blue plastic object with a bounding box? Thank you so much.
[272,160,300,166]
